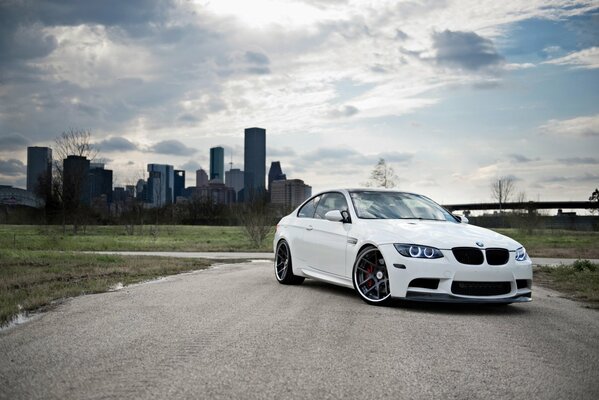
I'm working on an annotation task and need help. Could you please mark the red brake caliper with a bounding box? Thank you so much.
[365,264,374,288]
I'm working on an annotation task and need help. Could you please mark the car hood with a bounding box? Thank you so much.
[362,219,522,250]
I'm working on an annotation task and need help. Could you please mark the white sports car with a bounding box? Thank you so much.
[273,189,532,305]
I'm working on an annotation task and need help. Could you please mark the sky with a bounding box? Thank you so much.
[0,0,598,204]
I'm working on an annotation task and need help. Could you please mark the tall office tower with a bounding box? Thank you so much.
[244,127,266,201]
[26,146,52,194]
[147,164,174,207]
[225,168,245,202]
[210,146,225,182]
[174,170,185,201]
[268,161,286,192]
[89,163,113,204]
[63,155,91,206]
[196,169,209,187]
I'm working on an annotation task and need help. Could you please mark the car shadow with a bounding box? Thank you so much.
[300,279,531,316]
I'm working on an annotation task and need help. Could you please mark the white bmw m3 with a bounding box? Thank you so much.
[273,189,533,306]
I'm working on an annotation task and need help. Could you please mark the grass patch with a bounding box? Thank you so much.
[0,250,213,326]
[534,260,599,308]
[0,225,274,252]
[494,229,599,258]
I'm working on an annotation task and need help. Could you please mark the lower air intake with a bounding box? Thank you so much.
[451,281,511,296]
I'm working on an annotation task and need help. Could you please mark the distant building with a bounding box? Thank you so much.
[89,164,113,205]
[26,146,52,195]
[174,170,185,202]
[210,147,225,182]
[196,169,209,187]
[136,179,147,202]
[244,127,266,201]
[187,181,236,205]
[268,161,286,192]
[0,185,44,208]
[270,179,312,209]
[63,155,90,206]
[147,164,174,207]
[225,168,244,202]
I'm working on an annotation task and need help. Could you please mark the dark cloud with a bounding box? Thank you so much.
[0,159,26,176]
[149,140,197,156]
[95,137,138,153]
[509,154,537,163]
[395,29,409,40]
[268,147,297,157]
[245,51,270,65]
[0,133,30,151]
[557,157,599,165]
[302,147,412,167]
[432,30,504,71]
[328,105,359,118]
[541,173,599,183]
[246,66,271,75]
[179,160,203,172]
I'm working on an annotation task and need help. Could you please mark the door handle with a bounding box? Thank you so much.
[306,225,313,231]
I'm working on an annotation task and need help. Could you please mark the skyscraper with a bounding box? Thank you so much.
[244,127,266,201]
[268,161,286,192]
[210,146,224,182]
[89,163,113,205]
[63,155,90,206]
[196,169,208,187]
[270,179,312,209]
[26,146,52,194]
[225,168,244,202]
[147,164,174,207]
[174,170,185,201]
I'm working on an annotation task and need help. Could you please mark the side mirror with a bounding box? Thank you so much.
[455,214,469,224]
[325,210,344,222]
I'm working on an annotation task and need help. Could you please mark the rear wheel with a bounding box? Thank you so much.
[353,246,391,305]
[275,240,304,285]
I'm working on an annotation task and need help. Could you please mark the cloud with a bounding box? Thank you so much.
[244,51,270,65]
[0,159,26,176]
[509,154,537,163]
[302,147,412,167]
[268,147,297,157]
[544,47,599,69]
[327,105,359,118]
[539,114,599,137]
[541,173,599,183]
[557,157,599,165]
[0,133,30,151]
[95,137,138,152]
[431,30,504,71]
[179,160,203,172]
[149,140,197,156]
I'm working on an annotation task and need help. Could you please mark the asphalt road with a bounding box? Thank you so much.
[1,261,598,400]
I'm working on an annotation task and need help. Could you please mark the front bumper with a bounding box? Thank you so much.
[378,244,533,303]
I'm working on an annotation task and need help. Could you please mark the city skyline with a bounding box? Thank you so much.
[0,1,597,204]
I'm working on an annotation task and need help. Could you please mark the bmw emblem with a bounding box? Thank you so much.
[476,241,484,248]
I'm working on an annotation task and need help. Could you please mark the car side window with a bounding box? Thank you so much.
[314,193,349,219]
[297,196,320,218]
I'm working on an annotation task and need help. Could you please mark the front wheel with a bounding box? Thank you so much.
[353,246,391,305]
[275,240,304,285]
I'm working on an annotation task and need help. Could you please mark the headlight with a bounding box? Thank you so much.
[515,247,528,261]
[394,244,443,259]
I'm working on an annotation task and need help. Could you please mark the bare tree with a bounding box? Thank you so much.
[365,158,399,188]
[238,198,274,249]
[491,176,516,212]
[53,129,97,233]
[589,188,599,215]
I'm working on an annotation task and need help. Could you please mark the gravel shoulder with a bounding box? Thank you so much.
[1,261,598,400]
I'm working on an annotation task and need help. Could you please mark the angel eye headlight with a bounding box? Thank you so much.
[515,247,528,261]
[394,244,443,259]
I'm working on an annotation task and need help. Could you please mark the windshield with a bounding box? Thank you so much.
[349,191,458,222]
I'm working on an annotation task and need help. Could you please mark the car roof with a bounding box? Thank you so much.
[312,188,421,196]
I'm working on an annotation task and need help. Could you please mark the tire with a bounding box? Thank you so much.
[274,240,304,285]
[352,246,391,305]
